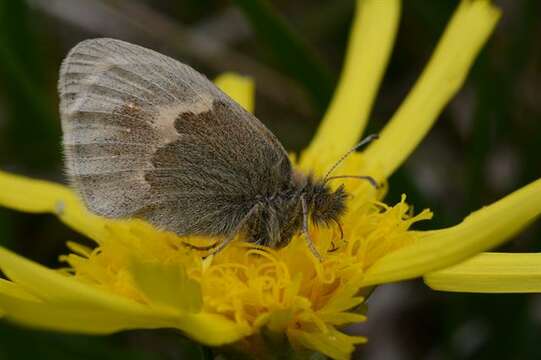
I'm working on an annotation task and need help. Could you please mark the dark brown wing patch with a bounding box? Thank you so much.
[138,99,292,235]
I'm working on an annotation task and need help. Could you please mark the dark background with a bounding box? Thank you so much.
[0,0,540,359]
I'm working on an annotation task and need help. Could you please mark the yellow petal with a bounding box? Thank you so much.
[424,252,541,293]
[0,247,249,344]
[214,72,255,113]
[0,279,40,302]
[363,0,501,179]
[0,247,164,313]
[301,0,400,172]
[0,288,246,345]
[129,260,202,312]
[176,313,251,346]
[362,178,541,286]
[317,312,366,326]
[0,171,74,214]
[0,292,169,334]
[265,309,296,333]
[0,247,181,332]
[318,273,365,314]
[0,288,247,344]
[0,171,110,242]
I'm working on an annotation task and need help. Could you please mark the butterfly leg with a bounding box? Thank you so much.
[328,243,339,252]
[333,219,344,240]
[208,203,261,256]
[300,195,322,260]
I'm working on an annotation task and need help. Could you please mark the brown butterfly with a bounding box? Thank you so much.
[59,38,377,258]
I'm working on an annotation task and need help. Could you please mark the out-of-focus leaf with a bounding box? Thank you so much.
[233,0,334,111]
[0,0,59,170]
[0,324,157,360]
[0,324,213,359]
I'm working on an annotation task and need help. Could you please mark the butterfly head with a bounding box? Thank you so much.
[305,180,348,227]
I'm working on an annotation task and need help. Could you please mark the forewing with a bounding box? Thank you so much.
[59,38,291,235]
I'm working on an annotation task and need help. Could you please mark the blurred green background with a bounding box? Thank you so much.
[0,0,540,359]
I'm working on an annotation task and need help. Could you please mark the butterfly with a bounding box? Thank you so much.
[59,38,377,258]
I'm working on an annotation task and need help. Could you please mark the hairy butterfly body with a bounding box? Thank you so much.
[59,38,348,256]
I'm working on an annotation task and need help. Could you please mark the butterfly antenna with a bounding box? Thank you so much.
[325,175,379,189]
[322,134,379,182]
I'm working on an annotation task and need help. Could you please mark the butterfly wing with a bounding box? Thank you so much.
[59,38,291,236]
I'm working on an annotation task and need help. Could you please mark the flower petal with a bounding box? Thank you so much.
[129,259,203,312]
[176,313,251,345]
[361,178,541,286]
[0,247,164,313]
[214,72,255,113]
[0,171,110,242]
[317,312,367,326]
[0,288,247,344]
[301,0,400,173]
[424,252,541,293]
[0,247,180,332]
[0,279,40,302]
[0,171,71,214]
[362,0,501,179]
[0,247,249,344]
[0,291,167,334]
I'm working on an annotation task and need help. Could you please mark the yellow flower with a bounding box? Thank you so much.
[0,1,540,359]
